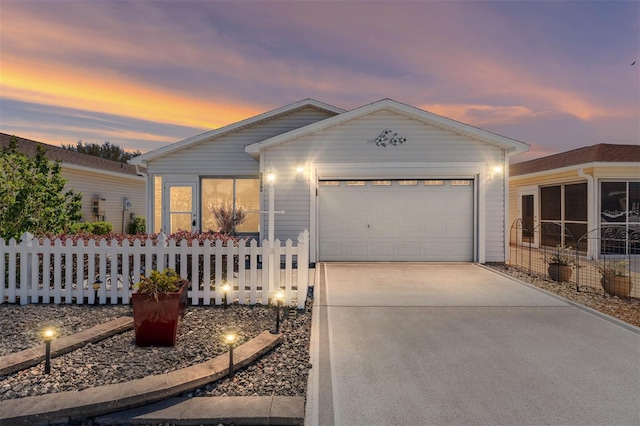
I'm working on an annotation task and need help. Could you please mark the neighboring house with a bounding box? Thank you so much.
[509,143,640,256]
[0,133,147,233]
[132,98,528,263]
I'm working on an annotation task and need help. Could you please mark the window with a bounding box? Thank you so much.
[347,181,365,186]
[424,180,444,186]
[451,180,471,186]
[320,181,340,186]
[540,183,587,248]
[372,180,391,186]
[202,178,259,234]
[398,180,418,186]
[600,181,640,254]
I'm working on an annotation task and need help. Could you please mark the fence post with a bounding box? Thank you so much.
[297,230,309,310]
[19,232,33,305]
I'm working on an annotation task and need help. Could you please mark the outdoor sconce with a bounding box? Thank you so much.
[221,282,231,309]
[295,164,305,182]
[92,279,102,305]
[42,326,56,375]
[265,165,277,185]
[272,289,285,334]
[223,328,238,378]
[490,165,503,180]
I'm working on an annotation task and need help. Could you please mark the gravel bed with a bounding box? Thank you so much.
[0,301,312,402]
[488,264,640,327]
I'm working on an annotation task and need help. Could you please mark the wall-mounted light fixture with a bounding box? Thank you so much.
[296,164,305,182]
[490,165,504,181]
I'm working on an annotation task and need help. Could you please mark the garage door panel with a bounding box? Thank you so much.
[370,242,394,257]
[344,242,368,258]
[319,180,474,261]
[396,242,420,257]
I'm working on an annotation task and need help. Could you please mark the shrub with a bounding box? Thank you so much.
[68,222,94,234]
[127,216,146,234]
[91,221,113,235]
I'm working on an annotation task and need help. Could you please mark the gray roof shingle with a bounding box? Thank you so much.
[510,144,640,177]
[0,133,145,176]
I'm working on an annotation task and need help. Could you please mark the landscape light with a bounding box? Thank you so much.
[92,279,102,305]
[42,327,56,375]
[221,282,231,309]
[272,289,285,334]
[223,329,238,378]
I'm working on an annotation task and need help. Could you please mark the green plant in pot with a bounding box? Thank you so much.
[544,245,575,282]
[595,260,633,298]
[132,268,189,346]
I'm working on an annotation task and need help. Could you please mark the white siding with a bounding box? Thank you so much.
[262,109,507,261]
[61,168,146,233]
[146,107,334,176]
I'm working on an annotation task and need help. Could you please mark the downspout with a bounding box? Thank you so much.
[577,168,596,259]
[134,164,151,233]
[502,149,509,264]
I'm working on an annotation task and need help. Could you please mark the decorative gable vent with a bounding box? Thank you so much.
[369,129,407,147]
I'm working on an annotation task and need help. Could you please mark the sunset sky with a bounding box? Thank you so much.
[1,0,638,162]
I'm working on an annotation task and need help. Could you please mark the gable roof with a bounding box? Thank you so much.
[131,98,345,165]
[510,144,640,177]
[245,98,529,156]
[0,133,145,178]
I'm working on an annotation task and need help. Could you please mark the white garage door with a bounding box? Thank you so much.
[318,179,474,261]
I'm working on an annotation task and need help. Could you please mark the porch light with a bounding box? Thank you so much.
[265,165,277,184]
[223,328,238,378]
[493,165,503,175]
[42,326,56,375]
[272,289,285,334]
[221,282,231,309]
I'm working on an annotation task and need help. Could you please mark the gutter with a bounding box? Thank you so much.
[134,164,148,177]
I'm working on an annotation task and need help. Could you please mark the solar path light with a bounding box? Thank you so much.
[92,279,102,305]
[42,326,56,375]
[272,289,285,334]
[221,282,231,309]
[223,328,238,378]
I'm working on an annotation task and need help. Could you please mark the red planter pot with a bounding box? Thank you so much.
[131,280,189,347]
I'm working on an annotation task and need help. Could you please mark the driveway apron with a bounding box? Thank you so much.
[305,263,640,426]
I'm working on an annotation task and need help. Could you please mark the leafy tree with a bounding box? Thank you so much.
[62,140,141,163]
[0,137,83,240]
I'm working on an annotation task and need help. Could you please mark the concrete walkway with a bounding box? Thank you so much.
[305,262,640,426]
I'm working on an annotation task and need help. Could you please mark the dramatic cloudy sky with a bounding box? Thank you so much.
[1,0,638,162]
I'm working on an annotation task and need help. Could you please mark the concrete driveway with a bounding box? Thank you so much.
[305,263,640,426]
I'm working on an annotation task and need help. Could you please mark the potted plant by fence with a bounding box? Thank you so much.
[131,268,189,346]
[544,245,574,282]
[595,260,633,298]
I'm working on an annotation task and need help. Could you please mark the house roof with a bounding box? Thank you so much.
[510,144,640,177]
[246,98,530,156]
[0,133,145,177]
[131,98,345,165]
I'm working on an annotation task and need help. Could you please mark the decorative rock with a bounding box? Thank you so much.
[0,303,312,403]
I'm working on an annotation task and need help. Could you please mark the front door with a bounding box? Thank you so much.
[164,183,197,233]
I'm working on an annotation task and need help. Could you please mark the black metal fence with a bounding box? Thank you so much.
[508,220,639,299]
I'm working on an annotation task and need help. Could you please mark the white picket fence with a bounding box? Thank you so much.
[0,230,310,309]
